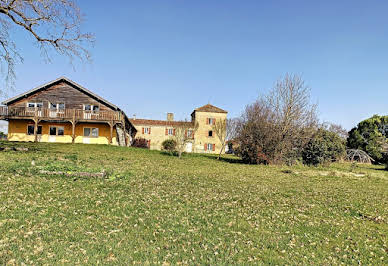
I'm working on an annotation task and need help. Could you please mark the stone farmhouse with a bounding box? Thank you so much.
[130,104,227,154]
[0,77,227,154]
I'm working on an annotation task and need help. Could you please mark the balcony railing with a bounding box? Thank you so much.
[0,106,122,121]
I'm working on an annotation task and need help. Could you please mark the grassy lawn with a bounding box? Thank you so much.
[0,142,387,264]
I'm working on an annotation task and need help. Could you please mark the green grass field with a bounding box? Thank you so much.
[0,142,387,264]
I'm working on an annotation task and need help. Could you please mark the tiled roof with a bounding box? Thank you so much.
[129,118,193,127]
[194,104,227,113]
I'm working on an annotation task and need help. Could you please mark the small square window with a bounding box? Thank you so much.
[92,105,99,112]
[50,127,57,136]
[208,130,213,137]
[36,103,43,108]
[84,128,91,137]
[92,128,99,137]
[27,125,34,135]
[27,103,35,108]
[50,103,57,109]
[84,104,91,111]
[58,127,64,136]
[58,103,65,110]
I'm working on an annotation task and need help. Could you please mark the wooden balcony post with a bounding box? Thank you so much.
[71,121,76,143]
[33,118,38,142]
[109,122,114,144]
[122,116,127,146]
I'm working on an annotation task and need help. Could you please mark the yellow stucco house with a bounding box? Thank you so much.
[0,77,136,146]
[130,104,228,154]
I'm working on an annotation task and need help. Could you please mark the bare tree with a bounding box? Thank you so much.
[267,74,318,163]
[321,122,348,140]
[0,0,94,89]
[212,118,239,160]
[173,121,198,159]
[237,74,319,164]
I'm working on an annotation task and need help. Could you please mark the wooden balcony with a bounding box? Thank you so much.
[0,106,123,123]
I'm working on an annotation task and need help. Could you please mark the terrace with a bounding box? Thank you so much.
[0,106,123,123]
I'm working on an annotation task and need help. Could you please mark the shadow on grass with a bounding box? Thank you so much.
[201,153,244,164]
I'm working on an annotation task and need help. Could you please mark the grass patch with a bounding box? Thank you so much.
[0,141,387,264]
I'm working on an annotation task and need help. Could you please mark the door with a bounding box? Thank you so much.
[185,142,193,153]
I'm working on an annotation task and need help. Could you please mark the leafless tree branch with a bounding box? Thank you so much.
[0,0,94,90]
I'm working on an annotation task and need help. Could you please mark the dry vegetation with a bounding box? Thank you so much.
[0,142,387,264]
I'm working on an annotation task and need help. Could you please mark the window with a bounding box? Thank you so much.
[84,127,90,136]
[208,130,213,137]
[92,128,99,137]
[49,126,64,136]
[84,104,99,113]
[84,127,99,137]
[50,103,57,110]
[143,127,150,134]
[50,103,65,111]
[58,103,65,110]
[168,128,174,136]
[206,143,215,151]
[207,118,215,125]
[27,102,43,108]
[58,127,64,136]
[27,125,42,135]
[50,126,57,136]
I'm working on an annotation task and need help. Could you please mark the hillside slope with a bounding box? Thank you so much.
[0,142,387,264]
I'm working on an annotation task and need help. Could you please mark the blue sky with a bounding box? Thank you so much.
[1,0,388,131]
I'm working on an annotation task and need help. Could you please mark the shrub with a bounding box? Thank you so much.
[302,129,346,166]
[132,138,149,149]
[162,139,176,152]
[347,115,388,163]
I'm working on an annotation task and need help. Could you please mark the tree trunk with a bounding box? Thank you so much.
[217,144,225,160]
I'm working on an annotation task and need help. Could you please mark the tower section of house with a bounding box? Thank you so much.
[130,104,227,154]
[191,104,227,154]
[0,77,136,145]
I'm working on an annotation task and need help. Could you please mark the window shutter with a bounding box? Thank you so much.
[142,127,144,134]
[149,127,151,134]
[213,118,216,125]
[185,130,187,137]
[213,144,216,151]
[173,129,176,136]
[165,128,168,135]
[192,132,195,138]
[204,143,207,151]
[206,118,209,125]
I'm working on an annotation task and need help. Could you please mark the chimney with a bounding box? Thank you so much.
[132,114,136,120]
[167,113,174,121]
